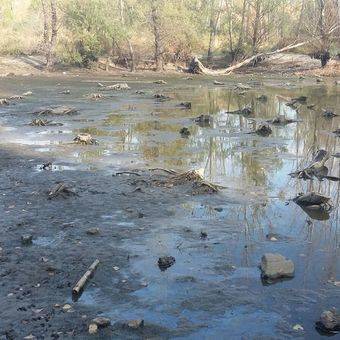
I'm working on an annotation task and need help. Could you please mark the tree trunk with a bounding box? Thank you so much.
[128,41,135,72]
[251,0,261,55]
[151,4,162,71]
[188,41,308,75]
[41,0,49,47]
[46,0,57,71]
[234,0,247,60]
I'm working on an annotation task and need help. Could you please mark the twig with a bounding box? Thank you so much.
[72,259,100,297]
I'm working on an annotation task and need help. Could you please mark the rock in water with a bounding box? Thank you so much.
[316,309,340,334]
[158,256,176,271]
[91,317,111,328]
[21,235,33,245]
[73,133,98,145]
[293,192,331,207]
[255,124,272,136]
[88,323,98,334]
[260,253,294,281]
[127,319,144,329]
[179,127,190,137]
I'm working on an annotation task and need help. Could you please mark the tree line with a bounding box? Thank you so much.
[0,0,339,70]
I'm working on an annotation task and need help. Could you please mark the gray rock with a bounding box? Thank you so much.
[316,309,340,333]
[86,228,100,235]
[92,317,111,328]
[158,256,176,271]
[127,319,144,329]
[260,253,294,280]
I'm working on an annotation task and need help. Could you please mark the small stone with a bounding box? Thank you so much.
[88,323,98,334]
[316,309,340,333]
[260,253,294,281]
[86,228,100,235]
[62,304,72,312]
[127,319,144,329]
[21,235,33,245]
[24,335,36,340]
[293,324,304,331]
[200,231,208,239]
[92,317,110,327]
[158,256,176,271]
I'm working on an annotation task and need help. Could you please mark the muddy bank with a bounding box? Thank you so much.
[0,73,339,339]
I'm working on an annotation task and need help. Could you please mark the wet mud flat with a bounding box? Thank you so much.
[0,74,339,339]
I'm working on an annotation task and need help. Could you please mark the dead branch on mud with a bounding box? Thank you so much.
[48,183,76,199]
[152,169,223,195]
[72,259,100,299]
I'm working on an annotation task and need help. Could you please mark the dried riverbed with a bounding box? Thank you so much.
[0,74,339,339]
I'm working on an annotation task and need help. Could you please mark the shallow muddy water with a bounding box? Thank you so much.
[0,74,339,339]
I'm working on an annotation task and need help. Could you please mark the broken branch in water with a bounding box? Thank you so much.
[72,259,100,299]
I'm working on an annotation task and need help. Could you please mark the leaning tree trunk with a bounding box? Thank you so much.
[46,0,57,71]
[188,41,308,75]
[151,4,163,71]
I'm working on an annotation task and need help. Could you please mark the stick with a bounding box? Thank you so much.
[72,259,100,296]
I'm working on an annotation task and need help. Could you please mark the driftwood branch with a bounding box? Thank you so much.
[188,41,308,75]
[72,259,100,298]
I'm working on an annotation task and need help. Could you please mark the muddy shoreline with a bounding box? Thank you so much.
[0,73,339,339]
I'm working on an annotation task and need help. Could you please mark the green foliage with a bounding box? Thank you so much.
[0,0,339,65]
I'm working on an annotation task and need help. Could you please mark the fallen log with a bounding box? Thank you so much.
[188,41,308,75]
[72,259,100,298]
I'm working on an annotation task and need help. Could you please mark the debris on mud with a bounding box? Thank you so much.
[40,162,53,170]
[88,93,104,100]
[289,150,339,181]
[29,118,63,126]
[158,256,176,271]
[224,106,252,115]
[8,95,23,101]
[213,80,224,85]
[179,127,190,137]
[60,89,71,95]
[0,98,9,105]
[322,109,338,118]
[177,102,191,109]
[267,115,298,125]
[22,91,33,96]
[260,253,294,282]
[150,169,221,195]
[72,259,100,300]
[21,235,33,246]
[255,124,272,136]
[194,114,213,127]
[154,93,172,102]
[316,309,340,334]
[99,83,130,90]
[73,133,98,145]
[48,182,76,199]
[32,106,77,116]
[154,80,167,84]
